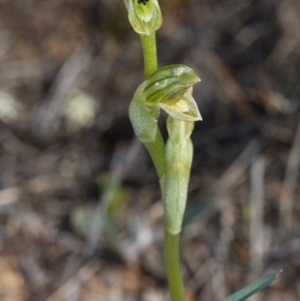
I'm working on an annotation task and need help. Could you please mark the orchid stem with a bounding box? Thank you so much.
[140,32,186,301]
[140,32,158,79]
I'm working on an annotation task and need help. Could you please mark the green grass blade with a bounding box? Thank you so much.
[220,272,279,301]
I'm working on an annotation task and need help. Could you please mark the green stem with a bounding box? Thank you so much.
[140,32,158,79]
[140,31,186,301]
[164,230,186,301]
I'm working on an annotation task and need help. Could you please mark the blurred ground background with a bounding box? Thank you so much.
[0,0,299,300]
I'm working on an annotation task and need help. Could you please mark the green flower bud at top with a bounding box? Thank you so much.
[143,64,200,106]
[124,0,162,35]
[162,117,194,235]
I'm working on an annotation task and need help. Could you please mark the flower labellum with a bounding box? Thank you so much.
[159,89,202,122]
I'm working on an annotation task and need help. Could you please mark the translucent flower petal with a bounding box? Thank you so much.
[158,92,202,122]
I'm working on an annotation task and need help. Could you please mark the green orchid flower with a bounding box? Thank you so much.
[129,64,201,144]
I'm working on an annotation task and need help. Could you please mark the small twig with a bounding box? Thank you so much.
[250,156,265,273]
[248,156,266,301]
[212,198,235,301]
[279,120,300,231]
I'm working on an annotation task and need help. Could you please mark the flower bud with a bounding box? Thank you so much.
[124,0,162,35]
[162,117,194,235]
